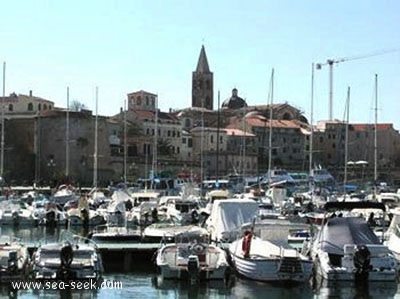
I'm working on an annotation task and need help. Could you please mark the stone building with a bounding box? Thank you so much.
[192,45,214,110]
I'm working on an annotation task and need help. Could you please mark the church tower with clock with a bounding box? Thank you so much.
[192,45,214,110]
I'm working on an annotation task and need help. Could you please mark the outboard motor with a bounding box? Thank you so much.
[353,245,371,282]
[57,243,75,280]
[12,211,19,226]
[46,210,56,227]
[81,208,89,229]
[187,255,200,284]
[8,251,18,273]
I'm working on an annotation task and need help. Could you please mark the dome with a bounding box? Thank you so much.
[221,88,247,109]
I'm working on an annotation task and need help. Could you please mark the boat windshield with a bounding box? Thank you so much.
[40,250,61,259]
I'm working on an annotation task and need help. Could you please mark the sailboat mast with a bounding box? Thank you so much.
[200,97,204,188]
[267,68,274,188]
[124,99,127,184]
[374,74,378,197]
[242,102,246,177]
[216,90,220,182]
[66,87,70,178]
[309,64,314,178]
[151,95,158,188]
[1,62,5,179]
[93,87,98,188]
[344,87,350,194]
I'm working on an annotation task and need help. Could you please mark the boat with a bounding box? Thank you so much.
[229,231,313,283]
[89,224,142,244]
[310,166,336,189]
[142,222,197,243]
[52,184,79,205]
[30,232,104,281]
[203,198,259,243]
[384,207,400,263]
[158,195,201,225]
[0,235,30,282]
[309,201,397,282]
[0,200,37,226]
[155,226,229,282]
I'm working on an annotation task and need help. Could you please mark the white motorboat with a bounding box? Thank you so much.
[52,184,78,205]
[384,207,400,263]
[0,235,30,282]
[0,200,37,226]
[229,232,313,283]
[142,222,197,243]
[30,232,104,282]
[310,201,397,282]
[89,225,142,244]
[156,226,229,282]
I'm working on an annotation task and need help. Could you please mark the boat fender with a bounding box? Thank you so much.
[60,243,74,266]
[192,244,205,254]
[354,245,371,280]
[242,231,253,258]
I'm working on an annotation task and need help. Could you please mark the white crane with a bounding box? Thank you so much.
[315,48,400,121]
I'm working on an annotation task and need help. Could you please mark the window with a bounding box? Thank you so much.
[210,135,214,143]
[43,104,47,110]
[146,96,149,106]
[137,96,142,105]
[177,147,180,154]
[28,103,33,111]
[38,104,41,111]
[182,138,186,144]
[8,104,13,111]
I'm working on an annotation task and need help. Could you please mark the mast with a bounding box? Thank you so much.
[216,90,220,183]
[374,74,378,198]
[267,68,274,189]
[1,62,5,179]
[151,95,158,189]
[66,87,70,177]
[123,98,127,184]
[93,86,98,188]
[343,87,350,194]
[200,97,204,189]
[309,63,314,180]
[242,103,247,176]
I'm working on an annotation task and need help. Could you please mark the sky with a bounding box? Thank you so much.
[1,1,400,129]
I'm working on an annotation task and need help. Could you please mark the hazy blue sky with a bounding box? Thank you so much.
[1,1,400,129]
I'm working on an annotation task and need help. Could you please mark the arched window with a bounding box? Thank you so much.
[28,103,33,111]
[38,104,41,111]
[282,112,291,120]
[43,104,47,110]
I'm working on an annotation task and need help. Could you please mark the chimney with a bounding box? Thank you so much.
[29,90,32,97]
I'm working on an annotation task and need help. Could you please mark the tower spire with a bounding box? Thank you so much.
[196,45,210,73]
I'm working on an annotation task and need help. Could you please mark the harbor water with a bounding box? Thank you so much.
[1,226,400,299]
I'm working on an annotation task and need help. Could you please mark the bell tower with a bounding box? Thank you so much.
[192,45,214,110]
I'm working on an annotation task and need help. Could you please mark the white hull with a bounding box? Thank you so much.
[156,228,229,281]
[314,248,397,281]
[229,237,313,283]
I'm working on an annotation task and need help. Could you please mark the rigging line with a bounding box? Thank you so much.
[340,47,400,63]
